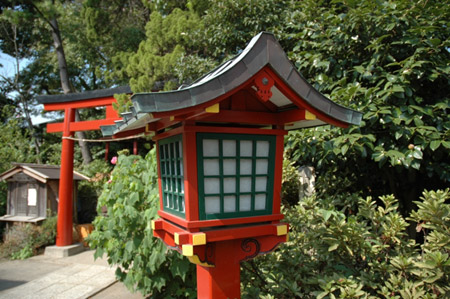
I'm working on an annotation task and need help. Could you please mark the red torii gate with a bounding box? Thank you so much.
[37,86,131,247]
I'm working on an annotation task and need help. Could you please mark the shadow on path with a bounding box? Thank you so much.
[0,279,27,292]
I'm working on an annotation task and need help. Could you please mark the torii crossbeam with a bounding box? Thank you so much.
[37,86,131,246]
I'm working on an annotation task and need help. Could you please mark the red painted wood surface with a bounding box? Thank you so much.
[47,118,122,133]
[56,108,75,246]
[158,210,284,229]
[42,95,125,247]
[43,97,117,111]
[183,130,200,222]
[265,67,350,128]
[197,240,241,299]
[153,217,288,299]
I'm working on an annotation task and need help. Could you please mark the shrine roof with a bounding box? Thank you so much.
[36,86,131,104]
[0,163,89,183]
[99,32,362,137]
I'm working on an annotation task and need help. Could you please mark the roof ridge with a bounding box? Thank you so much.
[12,162,60,168]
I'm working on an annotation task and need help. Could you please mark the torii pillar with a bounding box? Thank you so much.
[57,107,76,246]
[37,86,131,248]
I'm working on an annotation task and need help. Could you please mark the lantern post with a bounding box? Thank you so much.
[101,32,362,298]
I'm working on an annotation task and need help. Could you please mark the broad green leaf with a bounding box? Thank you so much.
[430,140,441,151]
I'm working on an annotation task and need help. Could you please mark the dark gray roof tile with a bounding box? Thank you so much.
[37,86,131,104]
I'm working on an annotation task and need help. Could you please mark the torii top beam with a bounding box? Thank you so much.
[37,86,131,133]
[101,32,361,137]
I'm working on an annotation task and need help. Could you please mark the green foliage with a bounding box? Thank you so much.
[88,149,196,297]
[77,159,112,223]
[10,243,33,260]
[241,189,450,298]
[0,107,38,173]
[0,213,57,260]
[281,154,301,206]
[284,0,449,215]
[115,7,208,92]
[201,0,290,57]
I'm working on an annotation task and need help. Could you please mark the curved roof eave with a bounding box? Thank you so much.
[131,32,362,127]
[36,86,131,104]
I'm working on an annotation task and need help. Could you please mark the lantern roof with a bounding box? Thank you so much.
[101,32,361,137]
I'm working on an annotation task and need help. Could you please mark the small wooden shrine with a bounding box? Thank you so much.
[0,163,89,225]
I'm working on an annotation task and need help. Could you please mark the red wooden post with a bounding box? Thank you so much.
[56,108,75,246]
[197,240,241,299]
[133,140,138,155]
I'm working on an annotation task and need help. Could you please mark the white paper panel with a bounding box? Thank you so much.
[27,188,37,206]
[240,140,253,156]
[256,141,270,157]
[178,141,183,157]
[240,159,252,175]
[240,177,252,192]
[222,140,236,156]
[223,159,236,175]
[179,161,184,176]
[255,177,267,192]
[204,159,220,175]
[224,195,236,212]
[204,178,220,194]
[255,194,266,210]
[203,139,219,156]
[239,195,251,211]
[205,196,221,214]
[223,177,236,193]
[255,159,268,174]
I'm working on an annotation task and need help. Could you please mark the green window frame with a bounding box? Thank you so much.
[158,134,185,218]
[197,133,276,220]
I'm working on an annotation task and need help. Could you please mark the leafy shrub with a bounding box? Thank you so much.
[241,189,450,298]
[77,159,113,223]
[88,149,196,297]
[11,244,33,260]
[281,154,301,206]
[35,212,57,247]
[0,214,56,260]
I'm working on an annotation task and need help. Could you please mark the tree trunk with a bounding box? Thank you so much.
[75,111,92,164]
[9,23,41,163]
[21,95,42,163]
[49,16,92,164]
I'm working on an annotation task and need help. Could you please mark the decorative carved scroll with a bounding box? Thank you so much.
[241,238,261,261]
[254,71,274,102]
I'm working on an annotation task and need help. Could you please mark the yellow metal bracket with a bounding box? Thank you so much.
[305,110,316,120]
[182,244,194,257]
[188,255,215,268]
[192,233,206,245]
[276,224,288,236]
[205,103,220,113]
